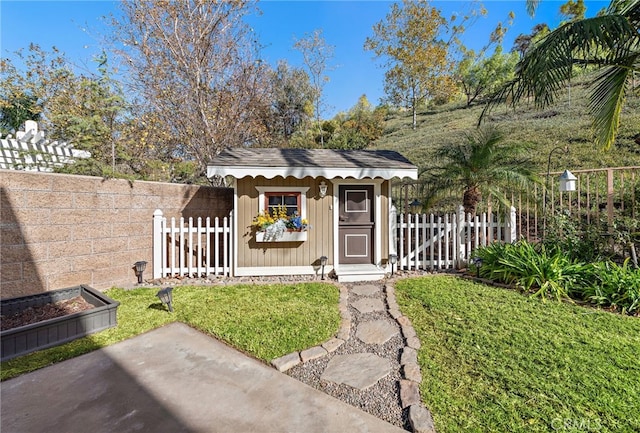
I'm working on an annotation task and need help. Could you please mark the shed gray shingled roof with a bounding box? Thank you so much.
[207,148,418,180]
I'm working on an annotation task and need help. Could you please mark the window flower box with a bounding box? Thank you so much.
[252,205,309,243]
[256,230,308,243]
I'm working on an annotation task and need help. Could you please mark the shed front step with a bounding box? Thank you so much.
[336,265,387,283]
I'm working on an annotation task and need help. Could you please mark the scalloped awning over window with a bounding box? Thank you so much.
[207,148,418,180]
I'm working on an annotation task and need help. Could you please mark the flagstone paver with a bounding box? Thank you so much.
[356,319,398,345]
[321,353,391,390]
[352,297,385,314]
[351,284,380,297]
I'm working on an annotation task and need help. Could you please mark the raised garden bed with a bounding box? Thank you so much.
[1,285,119,362]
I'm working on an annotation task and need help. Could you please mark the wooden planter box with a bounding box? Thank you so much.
[255,230,307,243]
[1,285,120,362]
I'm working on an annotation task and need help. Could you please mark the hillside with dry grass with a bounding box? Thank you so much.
[372,75,640,174]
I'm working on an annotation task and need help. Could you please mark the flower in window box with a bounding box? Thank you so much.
[252,205,309,240]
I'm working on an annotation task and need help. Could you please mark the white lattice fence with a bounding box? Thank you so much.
[1,120,90,171]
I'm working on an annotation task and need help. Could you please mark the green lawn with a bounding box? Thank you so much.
[395,275,640,433]
[1,282,340,381]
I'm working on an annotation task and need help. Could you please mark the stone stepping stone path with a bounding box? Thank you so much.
[352,297,385,314]
[356,320,398,345]
[321,353,390,390]
[274,281,436,433]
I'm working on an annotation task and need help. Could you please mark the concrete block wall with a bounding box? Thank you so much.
[1,170,232,298]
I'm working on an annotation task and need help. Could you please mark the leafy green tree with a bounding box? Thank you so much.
[268,61,314,143]
[485,0,640,150]
[364,0,456,129]
[457,46,519,106]
[0,45,66,133]
[49,52,127,176]
[326,95,385,150]
[0,45,132,176]
[560,0,587,22]
[421,127,537,215]
[0,92,40,134]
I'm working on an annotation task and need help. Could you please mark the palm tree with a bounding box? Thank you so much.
[481,0,639,150]
[421,127,538,216]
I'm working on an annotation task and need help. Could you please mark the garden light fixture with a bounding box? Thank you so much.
[320,255,328,280]
[156,287,174,313]
[474,257,483,278]
[389,253,398,276]
[319,181,328,198]
[134,261,147,284]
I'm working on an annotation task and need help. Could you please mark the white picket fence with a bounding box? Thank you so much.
[152,209,233,278]
[151,205,516,278]
[393,206,517,271]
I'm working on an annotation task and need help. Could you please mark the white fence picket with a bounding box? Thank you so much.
[153,210,233,278]
[151,205,513,279]
[397,206,516,271]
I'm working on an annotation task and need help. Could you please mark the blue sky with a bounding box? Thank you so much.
[1,0,609,118]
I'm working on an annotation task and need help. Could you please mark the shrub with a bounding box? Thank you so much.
[543,211,607,262]
[474,241,640,315]
[582,259,640,315]
[474,240,590,300]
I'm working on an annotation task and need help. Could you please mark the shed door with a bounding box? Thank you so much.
[338,185,374,264]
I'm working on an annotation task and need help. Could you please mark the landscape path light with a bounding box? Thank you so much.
[320,255,328,280]
[473,257,483,278]
[156,287,174,312]
[389,253,398,276]
[134,261,147,284]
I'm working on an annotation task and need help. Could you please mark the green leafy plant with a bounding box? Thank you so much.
[474,240,589,300]
[543,211,608,262]
[583,259,640,314]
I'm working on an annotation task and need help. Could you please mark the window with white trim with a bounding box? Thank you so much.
[267,192,300,216]
[256,186,309,219]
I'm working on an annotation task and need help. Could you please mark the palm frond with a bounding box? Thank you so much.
[481,4,639,146]
[526,0,541,17]
[589,61,634,149]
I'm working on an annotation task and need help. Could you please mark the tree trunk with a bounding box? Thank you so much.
[463,186,481,216]
[412,95,417,130]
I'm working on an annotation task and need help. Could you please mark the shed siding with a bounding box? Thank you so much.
[236,176,333,269]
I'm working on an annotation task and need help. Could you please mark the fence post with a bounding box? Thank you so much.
[153,209,164,279]
[505,206,517,244]
[457,205,465,268]
[390,205,398,256]
[606,168,614,231]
